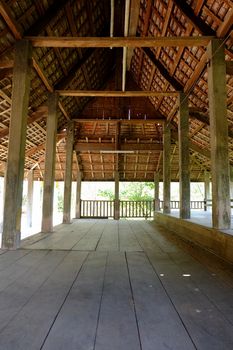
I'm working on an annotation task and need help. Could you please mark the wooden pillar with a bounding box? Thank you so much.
[229,166,233,201]
[75,171,82,219]
[41,93,58,233]
[163,123,171,214]
[207,39,231,229]
[154,172,160,212]
[204,171,211,211]
[27,170,34,227]
[178,93,190,219]
[63,122,74,224]
[2,40,32,249]
[114,171,120,220]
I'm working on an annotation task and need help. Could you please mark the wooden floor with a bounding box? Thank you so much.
[1,220,233,349]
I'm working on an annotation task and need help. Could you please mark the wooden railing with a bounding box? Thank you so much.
[159,200,206,210]
[120,200,155,218]
[80,200,114,218]
[80,199,232,219]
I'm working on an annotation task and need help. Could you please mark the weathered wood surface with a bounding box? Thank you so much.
[1,220,233,349]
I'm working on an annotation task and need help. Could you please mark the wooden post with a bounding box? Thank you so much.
[27,170,34,228]
[75,171,82,219]
[63,122,74,224]
[41,93,58,233]
[178,93,190,219]
[204,171,211,211]
[163,123,171,214]
[154,172,160,213]
[207,39,231,229]
[114,171,120,220]
[229,166,233,204]
[2,40,32,249]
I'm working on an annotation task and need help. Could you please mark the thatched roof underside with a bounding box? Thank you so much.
[0,0,232,181]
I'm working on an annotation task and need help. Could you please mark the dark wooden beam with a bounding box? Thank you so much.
[24,0,70,36]
[143,48,183,92]
[173,0,215,36]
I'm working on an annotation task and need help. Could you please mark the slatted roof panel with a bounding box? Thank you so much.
[0,0,232,181]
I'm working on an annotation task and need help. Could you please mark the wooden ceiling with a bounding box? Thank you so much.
[0,0,232,181]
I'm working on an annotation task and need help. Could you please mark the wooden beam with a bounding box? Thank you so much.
[75,142,163,152]
[74,118,165,124]
[58,90,179,97]
[26,36,213,48]
[0,1,22,39]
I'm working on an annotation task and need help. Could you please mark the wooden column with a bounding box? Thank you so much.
[204,171,211,211]
[41,93,58,233]
[114,171,120,220]
[75,171,82,219]
[229,166,233,201]
[154,172,160,212]
[63,122,74,224]
[2,40,32,249]
[207,39,231,229]
[178,93,190,219]
[163,123,171,214]
[27,170,34,227]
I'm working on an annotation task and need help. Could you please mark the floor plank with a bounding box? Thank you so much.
[130,221,233,350]
[0,251,88,350]
[95,252,141,350]
[127,251,195,350]
[41,252,107,350]
[96,221,119,251]
[1,219,233,349]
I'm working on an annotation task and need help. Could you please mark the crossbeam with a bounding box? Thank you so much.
[25,36,213,48]
[57,90,179,97]
[74,118,165,124]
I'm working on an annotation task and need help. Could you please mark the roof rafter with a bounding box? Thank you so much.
[173,0,215,36]
[142,48,183,92]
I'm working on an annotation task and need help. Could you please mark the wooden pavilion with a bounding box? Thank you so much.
[0,1,233,348]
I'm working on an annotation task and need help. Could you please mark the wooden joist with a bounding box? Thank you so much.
[73,118,165,124]
[26,36,213,48]
[57,90,179,97]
